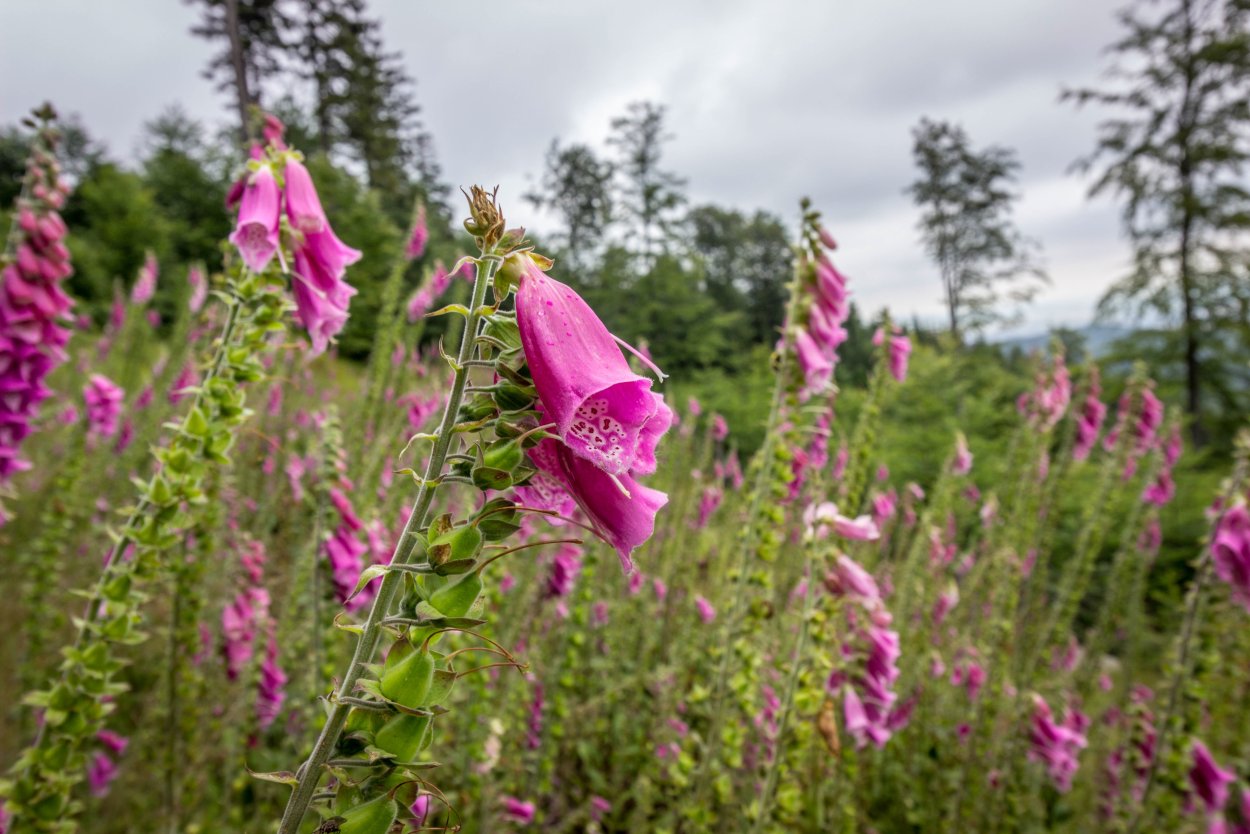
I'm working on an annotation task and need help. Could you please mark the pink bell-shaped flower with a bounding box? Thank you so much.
[515,256,662,476]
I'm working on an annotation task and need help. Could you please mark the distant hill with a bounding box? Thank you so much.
[991,324,1134,358]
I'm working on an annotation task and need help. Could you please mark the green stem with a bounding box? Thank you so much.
[276,251,496,834]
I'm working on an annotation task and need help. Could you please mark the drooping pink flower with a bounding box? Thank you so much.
[829,613,900,749]
[500,796,536,825]
[255,627,287,730]
[326,487,370,608]
[87,752,120,797]
[519,438,667,573]
[1073,367,1107,461]
[1142,469,1176,506]
[229,163,281,273]
[933,584,959,626]
[826,554,881,606]
[952,432,973,475]
[711,414,729,442]
[725,448,745,490]
[804,502,881,542]
[0,129,75,485]
[83,374,124,441]
[169,363,198,405]
[544,542,583,599]
[1019,352,1072,431]
[406,202,429,260]
[1212,504,1250,613]
[1190,740,1236,814]
[514,256,665,476]
[889,331,911,382]
[282,157,328,234]
[187,263,207,313]
[411,795,432,826]
[290,226,361,355]
[590,796,611,822]
[696,485,723,528]
[1028,695,1088,792]
[407,262,452,322]
[695,595,716,624]
[130,250,158,305]
[526,677,544,750]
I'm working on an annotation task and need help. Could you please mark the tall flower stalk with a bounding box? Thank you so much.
[275,186,671,832]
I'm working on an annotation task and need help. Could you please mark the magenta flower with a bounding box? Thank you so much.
[410,795,432,826]
[804,502,881,542]
[952,432,973,475]
[1212,504,1250,613]
[229,163,281,273]
[87,752,120,798]
[1027,695,1088,792]
[326,488,370,608]
[282,157,329,234]
[590,796,611,822]
[187,263,207,313]
[1190,740,1235,814]
[255,627,287,730]
[932,584,959,626]
[500,796,536,825]
[131,250,158,305]
[406,262,452,322]
[520,438,667,572]
[515,257,664,476]
[0,136,75,485]
[290,226,361,355]
[544,542,583,599]
[828,554,881,606]
[1073,367,1107,461]
[696,485,723,528]
[83,374,124,441]
[695,595,716,624]
[406,202,429,260]
[712,413,729,442]
[687,396,702,417]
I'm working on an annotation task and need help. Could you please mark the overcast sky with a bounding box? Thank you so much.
[1,0,1134,335]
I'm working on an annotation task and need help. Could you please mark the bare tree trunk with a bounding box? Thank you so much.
[225,0,252,144]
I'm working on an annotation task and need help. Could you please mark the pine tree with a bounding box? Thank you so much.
[188,0,292,140]
[1065,0,1250,442]
[907,117,1047,338]
[607,101,687,268]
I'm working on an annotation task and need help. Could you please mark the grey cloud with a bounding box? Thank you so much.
[2,0,1137,335]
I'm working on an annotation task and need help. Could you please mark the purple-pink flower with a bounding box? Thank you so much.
[515,256,665,477]
[1212,503,1250,613]
[1190,740,1236,814]
[500,796,536,825]
[695,595,716,624]
[1073,367,1107,461]
[131,250,158,305]
[406,202,429,260]
[0,132,75,485]
[1027,695,1088,792]
[187,263,207,313]
[83,374,124,441]
[229,162,281,273]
